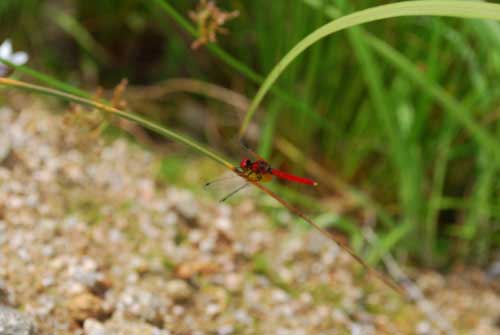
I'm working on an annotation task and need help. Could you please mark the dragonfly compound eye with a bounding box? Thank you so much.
[240,158,251,169]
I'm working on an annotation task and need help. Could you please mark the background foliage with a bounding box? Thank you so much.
[1,0,499,268]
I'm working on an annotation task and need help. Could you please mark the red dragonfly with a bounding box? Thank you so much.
[204,145,406,297]
[239,158,318,186]
[205,146,317,202]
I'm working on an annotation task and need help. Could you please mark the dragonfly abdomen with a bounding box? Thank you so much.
[270,169,318,186]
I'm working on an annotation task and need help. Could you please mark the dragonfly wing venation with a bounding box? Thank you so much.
[203,172,249,202]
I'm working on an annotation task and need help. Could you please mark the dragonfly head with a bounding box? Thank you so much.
[240,158,252,170]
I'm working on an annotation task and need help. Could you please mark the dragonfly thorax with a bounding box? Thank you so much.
[252,160,272,174]
[240,158,271,173]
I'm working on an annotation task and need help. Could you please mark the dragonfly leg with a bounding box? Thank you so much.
[219,183,249,202]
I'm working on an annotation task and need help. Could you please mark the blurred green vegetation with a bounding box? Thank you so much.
[1,0,499,268]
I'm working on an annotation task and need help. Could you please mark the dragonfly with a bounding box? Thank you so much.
[204,146,318,202]
[204,144,406,297]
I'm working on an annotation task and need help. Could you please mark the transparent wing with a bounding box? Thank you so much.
[203,172,249,202]
[219,183,249,202]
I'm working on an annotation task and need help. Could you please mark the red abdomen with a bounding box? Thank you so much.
[270,169,318,186]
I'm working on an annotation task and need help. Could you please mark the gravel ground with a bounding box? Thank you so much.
[0,100,499,335]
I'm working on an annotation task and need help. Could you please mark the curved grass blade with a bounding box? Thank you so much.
[302,0,498,264]
[0,77,235,171]
[151,0,339,137]
[240,0,500,160]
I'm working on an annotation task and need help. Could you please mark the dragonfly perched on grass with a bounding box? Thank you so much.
[205,144,317,202]
[205,144,406,297]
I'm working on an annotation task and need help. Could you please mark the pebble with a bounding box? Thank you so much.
[224,273,243,292]
[487,260,500,279]
[416,320,432,334]
[115,287,166,326]
[0,305,37,335]
[205,303,219,316]
[67,258,111,295]
[215,216,231,232]
[162,212,178,227]
[234,309,252,325]
[68,292,106,322]
[271,289,289,303]
[83,318,108,335]
[85,317,170,335]
[167,188,199,220]
[165,280,193,302]
[217,324,233,335]
[97,317,169,335]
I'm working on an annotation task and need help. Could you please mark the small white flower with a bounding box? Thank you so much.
[0,39,29,77]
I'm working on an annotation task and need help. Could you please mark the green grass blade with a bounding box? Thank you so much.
[348,26,426,263]
[152,0,341,139]
[303,0,499,263]
[151,0,197,36]
[365,34,500,162]
[423,123,457,265]
[0,78,235,171]
[151,0,260,83]
[241,0,500,150]
[52,8,111,63]
[0,58,91,98]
